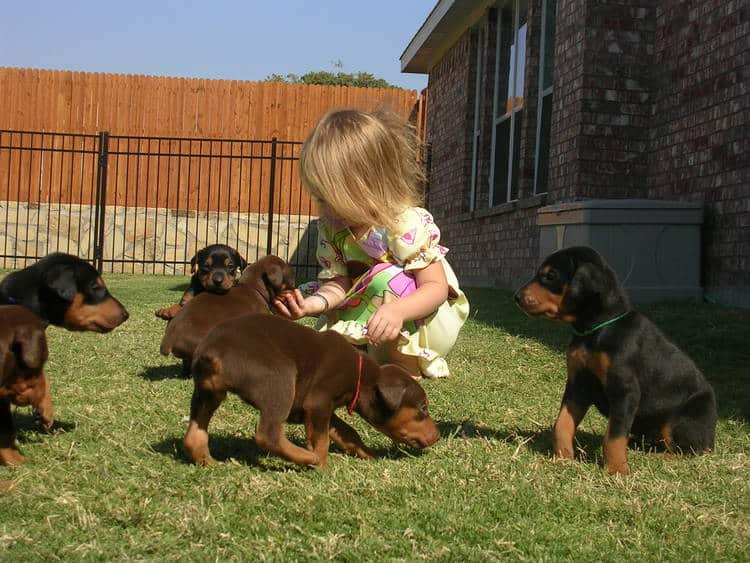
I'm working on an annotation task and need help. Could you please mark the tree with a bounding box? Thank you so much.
[265,69,400,89]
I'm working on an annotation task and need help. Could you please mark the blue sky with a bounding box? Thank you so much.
[0,0,434,91]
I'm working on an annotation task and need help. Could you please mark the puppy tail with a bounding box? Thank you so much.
[13,324,48,370]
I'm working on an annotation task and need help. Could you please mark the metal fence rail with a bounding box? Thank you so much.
[0,129,319,281]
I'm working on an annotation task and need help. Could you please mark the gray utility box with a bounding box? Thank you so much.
[537,199,703,303]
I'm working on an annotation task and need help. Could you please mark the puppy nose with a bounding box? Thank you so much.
[421,425,441,448]
[430,425,441,444]
[212,272,224,285]
[515,290,532,307]
[121,308,130,321]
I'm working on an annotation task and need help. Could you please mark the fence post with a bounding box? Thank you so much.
[93,131,109,274]
[266,137,278,256]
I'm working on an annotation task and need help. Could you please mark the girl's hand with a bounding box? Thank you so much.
[366,303,405,346]
[273,289,326,319]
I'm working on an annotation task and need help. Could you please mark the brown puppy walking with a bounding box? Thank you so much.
[184,314,441,468]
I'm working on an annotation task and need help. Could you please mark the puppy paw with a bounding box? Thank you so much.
[0,448,27,466]
[155,304,181,320]
[355,446,376,460]
[606,462,630,475]
[195,455,216,466]
[552,447,575,461]
[33,408,54,432]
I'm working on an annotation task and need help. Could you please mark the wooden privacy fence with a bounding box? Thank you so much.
[0,68,419,139]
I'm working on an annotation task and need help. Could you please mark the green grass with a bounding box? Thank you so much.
[1,276,748,561]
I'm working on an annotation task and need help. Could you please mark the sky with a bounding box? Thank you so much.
[0,0,435,91]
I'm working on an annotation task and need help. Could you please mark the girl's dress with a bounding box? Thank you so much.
[302,207,469,378]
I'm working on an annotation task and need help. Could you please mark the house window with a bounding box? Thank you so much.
[469,25,485,211]
[534,0,556,195]
[489,0,528,206]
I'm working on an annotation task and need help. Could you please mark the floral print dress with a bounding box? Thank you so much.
[301,207,470,378]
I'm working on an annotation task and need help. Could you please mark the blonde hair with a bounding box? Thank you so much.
[299,109,426,230]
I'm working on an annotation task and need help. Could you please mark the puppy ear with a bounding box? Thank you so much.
[566,263,607,304]
[13,324,48,370]
[261,261,292,296]
[43,265,78,302]
[375,371,408,413]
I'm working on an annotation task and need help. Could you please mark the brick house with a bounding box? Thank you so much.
[401,0,749,306]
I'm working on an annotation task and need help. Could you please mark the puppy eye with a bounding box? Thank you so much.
[541,270,558,283]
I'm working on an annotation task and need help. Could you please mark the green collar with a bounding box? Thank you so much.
[571,311,631,337]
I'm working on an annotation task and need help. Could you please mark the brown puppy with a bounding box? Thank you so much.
[0,306,52,465]
[184,314,441,469]
[160,255,295,377]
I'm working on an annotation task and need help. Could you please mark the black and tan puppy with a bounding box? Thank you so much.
[0,253,129,332]
[160,255,295,377]
[184,314,441,468]
[0,306,52,465]
[516,246,716,474]
[156,244,246,320]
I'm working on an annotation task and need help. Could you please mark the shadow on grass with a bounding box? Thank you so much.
[464,288,569,352]
[151,433,423,471]
[137,364,189,381]
[152,435,268,467]
[437,419,600,458]
[466,288,750,423]
[13,411,76,441]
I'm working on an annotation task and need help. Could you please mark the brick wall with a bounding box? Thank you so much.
[425,33,473,219]
[576,2,655,200]
[648,0,749,301]
[423,0,748,303]
[546,0,587,202]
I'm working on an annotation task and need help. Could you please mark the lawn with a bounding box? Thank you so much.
[0,274,748,561]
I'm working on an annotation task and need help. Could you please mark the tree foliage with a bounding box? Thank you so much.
[265,70,400,89]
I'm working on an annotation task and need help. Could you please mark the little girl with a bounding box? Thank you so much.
[274,109,469,379]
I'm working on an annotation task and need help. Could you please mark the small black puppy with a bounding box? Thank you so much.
[516,246,716,474]
[156,244,246,320]
[0,252,129,332]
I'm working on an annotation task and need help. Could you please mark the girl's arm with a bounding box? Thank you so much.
[366,261,449,346]
[274,275,352,319]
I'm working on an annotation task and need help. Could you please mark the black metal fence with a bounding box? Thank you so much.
[0,129,319,280]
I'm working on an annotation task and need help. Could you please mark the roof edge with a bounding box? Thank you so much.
[400,0,490,74]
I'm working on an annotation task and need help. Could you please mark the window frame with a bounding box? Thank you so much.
[488,0,526,207]
[469,24,486,212]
